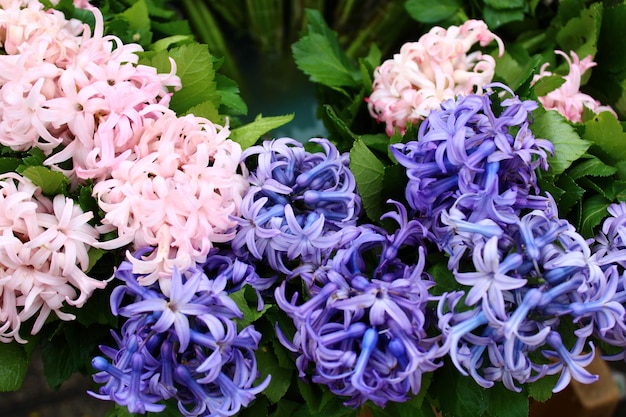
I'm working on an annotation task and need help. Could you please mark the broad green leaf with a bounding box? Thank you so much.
[121,0,150,33]
[350,140,386,222]
[0,157,21,174]
[556,3,603,61]
[597,3,626,74]
[185,100,222,124]
[41,323,106,389]
[160,44,220,114]
[229,287,270,326]
[484,382,528,417]
[297,378,325,413]
[428,259,461,296]
[230,114,295,149]
[151,34,194,51]
[554,173,585,216]
[483,0,524,10]
[567,155,617,179]
[433,362,488,417]
[215,74,248,116]
[613,180,626,202]
[359,44,381,90]
[292,10,360,89]
[272,399,303,417]
[528,373,559,402]
[0,343,29,392]
[323,104,359,148]
[532,75,566,97]
[21,166,69,196]
[533,110,590,177]
[237,397,269,417]
[580,195,610,237]
[256,346,293,403]
[583,111,626,164]
[19,147,46,168]
[483,6,525,28]
[577,176,612,201]
[405,0,462,23]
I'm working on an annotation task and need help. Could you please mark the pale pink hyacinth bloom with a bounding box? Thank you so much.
[368,19,505,136]
[0,0,181,182]
[533,50,617,123]
[93,112,248,293]
[0,173,105,343]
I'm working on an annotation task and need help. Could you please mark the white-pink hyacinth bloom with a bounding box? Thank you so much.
[93,112,248,291]
[0,173,105,343]
[0,0,181,182]
[533,50,617,123]
[368,19,504,136]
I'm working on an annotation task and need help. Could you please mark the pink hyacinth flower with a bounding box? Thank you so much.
[0,173,105,343]
[93,112,248,293]
[367,19,504,136]
[533,50,617,123]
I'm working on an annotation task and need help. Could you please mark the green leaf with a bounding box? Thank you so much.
[292,10,360,89]
[433,362,488,417]
[556,3,603,60]
[41,323,106,389]
[583,111,626,164]
[0,157,21,174]
[230,114,294,149]
[0,342,29,392]
[120,0,151,45]
[151,34,194,51]
[484,382,528,417]
[185,100,222,124]
[350,139,386,222]
[527,373,559,402]
[20,166,69,196]
[597,3,626,74]
[532,110,590,177]
[215,74,248,116]
[532,75,566,97]
[483,6,525,28]
[580,195,609,237]
[483,0,524,10]
[229,287,270,327]
[19,147,46,168]
[405,0,462,23]
[256,346,293,403]
[158,44,220,114]
[323,104,359,147]
[553,173,585,216]
[567,155,617,179]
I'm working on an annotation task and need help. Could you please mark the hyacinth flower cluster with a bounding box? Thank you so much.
[532,50,616,123]
[90,252,270,416]
[231,137,361,275]
[367,19,505,136]
[93,111,249,290]
[0,173,105,343]
[0,0,180,182]
[392,85,626,392]
[276,202,443,407]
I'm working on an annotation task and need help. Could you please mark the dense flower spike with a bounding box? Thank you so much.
[232,137,361,274]
[93,112,248,289]
[533,50,616,123]
[0,173,105,343]
[392,85,623,393]
[392,86,553,235]
[90,255,270,416]
[0,0,180,182]
[276,203,442,407]
[367,20,504,135]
